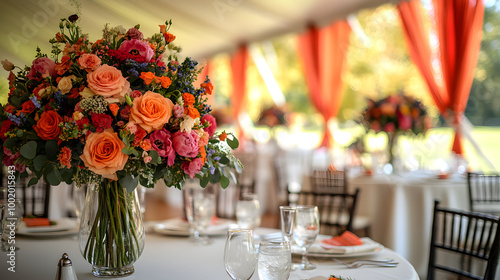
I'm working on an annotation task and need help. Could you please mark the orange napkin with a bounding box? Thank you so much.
[23,217,51,227]
[321,231,363,246]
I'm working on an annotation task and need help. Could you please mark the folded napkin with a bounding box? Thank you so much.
[309,237,382,254]
[23,217,51,227]
[322,231,363,246]
[21,218,78,233]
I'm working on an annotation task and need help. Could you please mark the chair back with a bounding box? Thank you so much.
[427,200,500,280]
[467,172,500,215]
[293,188,360,236]
[209,181,254,220]
[17,176,51,218]
[311,170,347,193]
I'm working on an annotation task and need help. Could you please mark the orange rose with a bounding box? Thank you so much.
[109,103,119,116]
[219,132,227,141]
[184,105,200,119]
[140,72,156,85]
[129,91,174,133]
[80,130,128,180]
[157,76,172,88]
[33,110,62,140]
[58,146,72,169]
[201,80,214,95]
[87,64,130,103]
[163,32,176,43]
[182,93,195,106]
[158,24,167,33]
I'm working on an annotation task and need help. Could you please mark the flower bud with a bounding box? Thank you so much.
[1,59,14,71]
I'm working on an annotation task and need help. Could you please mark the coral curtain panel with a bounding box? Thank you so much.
[230,46,249,139]
[298,21,351,148]
[398,0,485,155]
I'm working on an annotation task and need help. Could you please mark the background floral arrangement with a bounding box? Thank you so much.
[360,93,431,136]
[0,15,241,191]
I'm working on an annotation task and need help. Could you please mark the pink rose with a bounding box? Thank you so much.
[173,104,184,118]
[118,39,154,62]
[126,28,144,40]
[182,158,203,178]
[201,114,217,137]
[172,131,199,158]
[150,128,176,166]
[87,64,131,103]
[27,57,55,81]
[78,54,102,71]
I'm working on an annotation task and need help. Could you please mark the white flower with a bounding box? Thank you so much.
[80,87,95,99]
[38,86,57,98]
[180,115,198,133]
[58,75,76,94]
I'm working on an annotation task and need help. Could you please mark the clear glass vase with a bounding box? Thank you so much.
[78,180,145,277]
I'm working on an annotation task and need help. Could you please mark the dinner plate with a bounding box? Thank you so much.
[153,217,233,237]
[17,218,79,237]
[292,237,384,258]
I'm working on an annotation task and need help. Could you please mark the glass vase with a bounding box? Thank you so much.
[78,180,145,277]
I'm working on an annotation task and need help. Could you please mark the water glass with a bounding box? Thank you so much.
[280,206,296,243]
[258,240,291,280]
[224,229,257,280]
[293,205,319,270]
[236,193,261,229]
[183,188,215,245]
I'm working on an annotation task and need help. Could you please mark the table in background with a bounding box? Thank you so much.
[348,171,468,279]
[0,227,419,280]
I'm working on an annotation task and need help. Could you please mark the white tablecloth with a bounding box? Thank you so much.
[0,227,419,280]
[347,171,469,279]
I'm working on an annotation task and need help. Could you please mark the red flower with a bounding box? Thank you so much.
[76,118,89,130]
[91,113,112,132]
[0,119,13,140]
[20,100,37,115]
[132,127,147,146]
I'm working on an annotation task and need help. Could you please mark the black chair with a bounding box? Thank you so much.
[427,200,500,280]
[292,188,360,236]
[17,176,51,218]
[208,181,254,220]
[467,172,500,216]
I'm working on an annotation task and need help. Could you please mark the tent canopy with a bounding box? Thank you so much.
[0,0,396,78]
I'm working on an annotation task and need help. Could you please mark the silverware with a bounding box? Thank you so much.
[333,258,399,268]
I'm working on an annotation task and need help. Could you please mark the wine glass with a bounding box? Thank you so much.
[224,229,257,280]
[183,188,215,245]
[0,198,23,251]
[279,206,296,243]
[236,193,261,229]
[258,240,291,280]
[293,205,319,270]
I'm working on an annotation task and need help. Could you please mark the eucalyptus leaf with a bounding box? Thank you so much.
[119,175,139,193]
[220,175,230,189]
[227,136,239,149]
[200,175,210,188]
[149,150,159,164]
[33,155,48,171]
[219,155,230,165]
[20,141,37,159]
[45,140,59,161]
[4,137,17,150]
[28,177,39,188]
[16,129,24,137]
[46,166,62,186]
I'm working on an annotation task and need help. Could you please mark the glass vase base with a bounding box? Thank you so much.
[92,265,134,277]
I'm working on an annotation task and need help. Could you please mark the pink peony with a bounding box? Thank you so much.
[201,114,217,137]
[87,64,131,103]
[172,131,199,158]
[182,158,203,178]
[27,57,56,81]
[173,104,184,118]
[126,28,144,40]
[118,39,154,62]
[150,129,176,166]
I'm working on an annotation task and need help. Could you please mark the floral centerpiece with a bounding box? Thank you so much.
[0,15,240,276]
[360,94,431,166]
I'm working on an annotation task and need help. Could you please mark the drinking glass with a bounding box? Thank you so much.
[236,193,261,229]
[0,198,23,251]
[293,205,319,270]
[279,206,296,243]
[258,240,291,280]
[183,188,215,245]
[224,229,257,280]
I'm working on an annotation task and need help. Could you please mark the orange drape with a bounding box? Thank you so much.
[398,0,485,155]
[297,21,351,148]
[230,46,248,139]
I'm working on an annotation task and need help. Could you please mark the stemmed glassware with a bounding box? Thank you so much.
[293,205,319,270]
[183,188,215,245]
[224,229,257,280]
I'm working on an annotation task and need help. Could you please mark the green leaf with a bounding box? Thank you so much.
[28,177,39,188]
[46,166,62,186]
[210,168,220,183]
[119,175,139,193]
[200,175,210,188]
[122,147,133,155]
[4,137,17,150]
[16,129,24,137]
[33,155,48,171]
[227,136,239,149]
[149,150,159,164]
[45,140,59,161]
[220,175,230,189]
[20,141,37,159]
[219,155,230,165]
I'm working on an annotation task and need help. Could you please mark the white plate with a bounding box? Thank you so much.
[153,217,232,237]
[17,218,79,237]
[292,237,384,258]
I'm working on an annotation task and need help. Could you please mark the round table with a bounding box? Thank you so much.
[0,225,419,280]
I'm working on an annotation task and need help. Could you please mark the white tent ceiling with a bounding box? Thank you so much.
[0,0,399,79]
